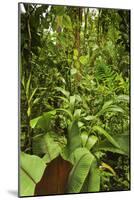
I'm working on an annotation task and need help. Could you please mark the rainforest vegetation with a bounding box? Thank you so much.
[19,3,130,196]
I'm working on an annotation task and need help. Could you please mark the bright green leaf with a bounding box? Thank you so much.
[20,152,46,196]
[86,135,98,150]
[88,159,100,192]
[67,148,94,193]
[79,55,89,65]
[41,133,62,163]
[30,116,41,129]
[71,68,77,75]
[74,49,79,57]
[93,134,129,156]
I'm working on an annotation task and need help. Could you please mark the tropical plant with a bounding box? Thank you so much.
[19,3,130,196]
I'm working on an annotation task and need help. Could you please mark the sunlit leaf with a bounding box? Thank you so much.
[30,110,56,131]
[42,133,62,163]
[74,49,79,57]
[79,55,89,65]
[20,152,46,196]
[67,148,94,193]
[116,94,129,102]
[84,115,96,121]
[30,116,41,129]
[88,158,100,192]
[71,68,77,75]
[73,109,81,120]
[86,135,98,150]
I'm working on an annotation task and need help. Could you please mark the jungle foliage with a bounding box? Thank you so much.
[19,3,130,197]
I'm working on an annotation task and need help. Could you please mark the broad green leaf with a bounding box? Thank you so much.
[113,134,129,155]
[30,116,41,128]
[30,110,56,130]
[93,134,129,156]
[69,147,90,164]
[116,94,129,102]
[20,152,46,196]
[32,134,45,155]
[40,133,62,163]
[78,121,84,128]
[73,109,81,120]
[86,135,98,150]
[88,159,100,192]
[63,14,72,30]
[93,126,120,148]
[81,132,88,147]
[79,55,89,65]
[67,148,94,193]
[60,146,70,161]
[68,120,82,153]
[37,110,56,130]
[94,145,127,155]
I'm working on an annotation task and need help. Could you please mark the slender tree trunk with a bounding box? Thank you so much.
[74,8,82,58]
[73,8,83,86]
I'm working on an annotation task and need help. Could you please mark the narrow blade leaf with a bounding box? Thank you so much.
[93,126,120,148]
[67,148,94,193]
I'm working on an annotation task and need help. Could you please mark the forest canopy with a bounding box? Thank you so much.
[19,3,130,197]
